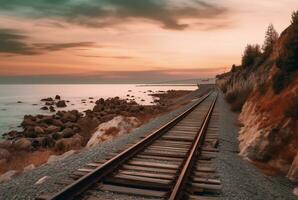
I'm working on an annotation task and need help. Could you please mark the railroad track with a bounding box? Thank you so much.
[38,91,221,200]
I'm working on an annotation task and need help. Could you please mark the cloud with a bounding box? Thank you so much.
[78,55,134,60]
[0,0,229,30]
[34,42,96,51]
[0,29,96,55]
[0,29,38,55]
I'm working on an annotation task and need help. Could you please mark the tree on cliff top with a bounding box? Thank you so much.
[262,24,279,58]
[291,10,298,24]
[241,44,262,68]
[276,11,298,73]
[273,10,298,93]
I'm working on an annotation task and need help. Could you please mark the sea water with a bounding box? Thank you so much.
[0,84,196,135]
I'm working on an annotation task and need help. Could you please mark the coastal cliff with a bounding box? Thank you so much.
[217,13,298,180]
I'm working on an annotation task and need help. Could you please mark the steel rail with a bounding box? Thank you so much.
[37,92,212,200]
[168,92,218,200]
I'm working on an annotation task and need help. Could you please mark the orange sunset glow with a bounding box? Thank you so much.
[0,0,298,83]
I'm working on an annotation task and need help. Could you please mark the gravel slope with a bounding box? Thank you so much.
[215,91,297,200]
[0,88,208,200]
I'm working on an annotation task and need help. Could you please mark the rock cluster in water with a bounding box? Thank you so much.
[0,97,167,161]
[40,95,67,112]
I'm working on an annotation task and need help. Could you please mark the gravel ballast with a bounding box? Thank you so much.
[0,89,207,200]
[215,91,297,200]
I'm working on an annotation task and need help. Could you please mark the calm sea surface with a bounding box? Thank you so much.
[0,84,196,135]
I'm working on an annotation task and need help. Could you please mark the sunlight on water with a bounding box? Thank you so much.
[0,84,196,134]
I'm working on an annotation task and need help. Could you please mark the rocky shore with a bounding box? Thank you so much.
[0,90,193,180]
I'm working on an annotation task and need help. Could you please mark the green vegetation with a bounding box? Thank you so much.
[241,24,278,69]
[262,24,279,58]
[218,10,298,112]
[225,86,252,112]
[241,44,262,68]
[273,11,298,93]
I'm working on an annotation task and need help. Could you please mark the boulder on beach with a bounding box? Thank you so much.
[86,115,140,147]
[61,112,77,122]
[39,115,53,124]
[55,95,61,100]
[35,137,55,148]
[45,125,61,134]
[52,119,63,127]
[0,148,11,161]
[0,140,13,149]
[22,116,37,127]
[56,100,67,108]
[62,127,74,138]
[14,138,32,151]
[54,134,83,152]
[41,97,54,102]
[34,126,45,134]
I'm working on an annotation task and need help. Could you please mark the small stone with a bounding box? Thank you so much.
[0,170,18,183]
[17,101,23,103]
[35,176,49,185]
[55,95,61,100]
[49,106,56,112]
[45,101,54,106]
[41,106,49,110]
[23,164,35,172]
[47,150,76,164]
[293,188,298,197]
[41,97,54,102]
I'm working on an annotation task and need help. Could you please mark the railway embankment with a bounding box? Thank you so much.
[216,13,298,183]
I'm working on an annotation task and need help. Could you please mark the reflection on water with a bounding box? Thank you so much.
[0,84,196,134]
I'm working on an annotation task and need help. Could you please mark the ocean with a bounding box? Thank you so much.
[0,84,196,135]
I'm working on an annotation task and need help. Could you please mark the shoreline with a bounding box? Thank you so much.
[0,86,212,200]
[0,89,196,178]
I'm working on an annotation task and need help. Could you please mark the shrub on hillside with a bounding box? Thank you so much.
[242,44,262,68]
[258,82,267,95]
[272,71,286,94]
[225,86,252,112]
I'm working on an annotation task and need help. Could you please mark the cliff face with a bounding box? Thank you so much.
[217,24,298,180]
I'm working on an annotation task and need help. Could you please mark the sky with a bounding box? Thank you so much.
[0,0,297,83]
